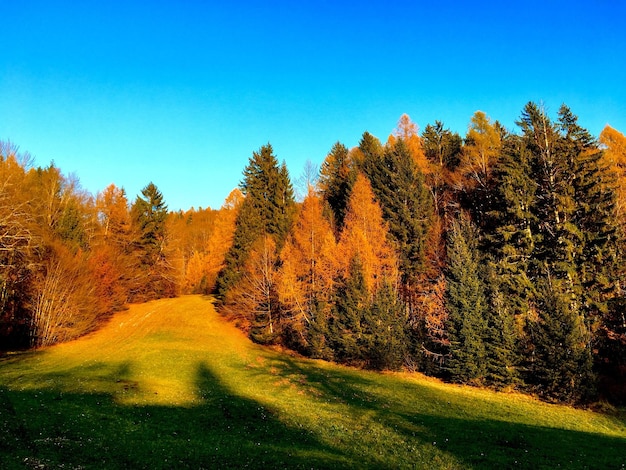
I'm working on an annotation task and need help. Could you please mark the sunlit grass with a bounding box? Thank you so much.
[1,295,625,469]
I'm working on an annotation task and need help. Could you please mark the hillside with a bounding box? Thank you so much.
[1,295,625,469]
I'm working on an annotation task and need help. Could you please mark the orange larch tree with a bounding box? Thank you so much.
[600,125,626,219]
[337,173,398,297]
[277,188,338,349]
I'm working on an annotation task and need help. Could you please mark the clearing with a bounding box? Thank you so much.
[1,295,624,469]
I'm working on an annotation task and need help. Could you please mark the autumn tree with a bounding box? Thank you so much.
[90,184,134,312]
[337,173,398,297]
[600,125,626,220]
[389,114,430,175]
[276,188,337,352]
[222,234,281,344]
[0,143,36,349]
[461,111,503,189]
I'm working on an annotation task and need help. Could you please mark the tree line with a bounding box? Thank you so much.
[2,102,625,404]
[214,103,626,404]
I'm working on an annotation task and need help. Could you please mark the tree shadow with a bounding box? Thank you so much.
[0,361,354,469]
[263,354,626,469]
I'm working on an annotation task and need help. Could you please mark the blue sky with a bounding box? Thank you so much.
[2,1,625,211]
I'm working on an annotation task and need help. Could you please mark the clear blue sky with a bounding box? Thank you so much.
[2,1,625,211]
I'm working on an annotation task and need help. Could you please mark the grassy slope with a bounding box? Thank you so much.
[0,295,624,469]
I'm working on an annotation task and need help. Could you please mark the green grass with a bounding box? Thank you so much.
[1,295,625,469]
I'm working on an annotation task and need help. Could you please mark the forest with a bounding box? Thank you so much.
[1,102,625,405]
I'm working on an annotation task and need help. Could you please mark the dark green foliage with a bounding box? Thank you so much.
[216,144,295,298]
[130,182,174,301]
[526,280,595,403]
[307,301,334,361]
[480,102,624,402]
[361,139,434,294]
[318,142,356,231]
[445,215,488,383]
[363,281,409,370]
[483,266,520,387]
[330,257,369,364]
[422,120,463,170]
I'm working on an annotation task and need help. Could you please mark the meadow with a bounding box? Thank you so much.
[1,295,624,469]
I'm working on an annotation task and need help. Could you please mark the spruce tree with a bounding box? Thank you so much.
[215,144,295,299]
[330,256,369,364]
[364,281,409,370]
[318,142,356,231]
[527,279,595,403]
[445,214,488,384]
[361,139,434,310]
[130,182,174,301]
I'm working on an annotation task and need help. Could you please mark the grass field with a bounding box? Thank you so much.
[1,295,625,469]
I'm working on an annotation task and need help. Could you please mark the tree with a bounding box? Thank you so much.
[130,182,175,301]
[363,281,409,370]
[445,214,488,384]
[337,174,398,297]
[526,279,595,403]
[216,144,295,299]
[461,111,503,189]
[422,121,463,216]
[318,142,356,232]
[330,256,369,364]
[390,114,430,175]
[276,188,338,352]
[361,139,434,307]
[223,235,281,344]
[0,144,36,349]
[600,125,626,218]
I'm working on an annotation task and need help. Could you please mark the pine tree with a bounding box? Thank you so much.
[526,279,595,403]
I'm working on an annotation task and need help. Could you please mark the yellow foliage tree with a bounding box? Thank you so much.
[461,111,502,188]
[600,125,626,218]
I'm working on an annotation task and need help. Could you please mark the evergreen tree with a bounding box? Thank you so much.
[318,142,356,231]
[364,281,409,371]
[330,256,369,364]
[216,144,295,299]
[422,120,462,171]
[526,279,595,403]
[361,138,434,307]
[130,182,175,301]
[445,214,488,383]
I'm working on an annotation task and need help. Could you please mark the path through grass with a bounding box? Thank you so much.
[1,295,625,468]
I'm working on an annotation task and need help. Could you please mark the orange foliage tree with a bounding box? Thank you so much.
[277,188,338,349]
[388,114,430,175]
[600,125,626,219]
[337,174,398,297]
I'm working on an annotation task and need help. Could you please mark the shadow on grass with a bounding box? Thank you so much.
[263,354,626,470]
[1,351,625,470]
[0,362,353,470]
